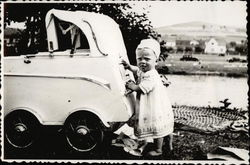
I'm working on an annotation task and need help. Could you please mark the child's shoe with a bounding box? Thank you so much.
[124,147,143,157]
[147,149,162,156]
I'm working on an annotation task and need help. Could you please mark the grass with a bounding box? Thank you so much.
[169,128,249,160]
[4,124,249,161]
[158,53,248,77]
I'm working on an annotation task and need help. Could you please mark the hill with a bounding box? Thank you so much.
[155,21,246,42]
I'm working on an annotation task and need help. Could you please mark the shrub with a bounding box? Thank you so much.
[228,57,247,63]
[156,65,169,74]
[180,55,199,61]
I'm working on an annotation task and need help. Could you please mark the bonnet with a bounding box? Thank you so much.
[136,39,161,59]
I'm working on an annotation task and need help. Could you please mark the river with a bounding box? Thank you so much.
[166,75,248,110]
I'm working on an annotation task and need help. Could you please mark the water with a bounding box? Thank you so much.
[166,75,248,110]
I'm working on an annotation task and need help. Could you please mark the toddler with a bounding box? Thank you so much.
[122,38,174,156]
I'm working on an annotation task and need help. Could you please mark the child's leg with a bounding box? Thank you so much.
[147,137,164,156]
[168,134,173,151]
[155,137,164,153]
[165,134,173,151]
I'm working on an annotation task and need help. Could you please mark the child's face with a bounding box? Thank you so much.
[136,48,157,72]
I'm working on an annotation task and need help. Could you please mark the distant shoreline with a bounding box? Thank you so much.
[166,71,248,78]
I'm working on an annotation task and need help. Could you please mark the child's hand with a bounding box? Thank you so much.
[126,80,136,91]
[121,59,131,70]
[127,114,136,127]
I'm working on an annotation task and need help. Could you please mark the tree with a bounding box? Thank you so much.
[235,44,247,55]
[159,45,169,61]
[176,46,184,53]
[4,3,155,65]
[229,41,237,48]
[202,24,205,30]
[241,40,248,55]
[185,46,193,53]
[194,45,204,54]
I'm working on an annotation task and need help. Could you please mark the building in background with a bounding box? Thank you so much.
[4,28,23,56]
[204,38,226,55]
[164,35,176,48]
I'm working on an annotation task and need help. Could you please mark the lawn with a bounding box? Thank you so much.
[4,124,249,161]
[158,53,248,77]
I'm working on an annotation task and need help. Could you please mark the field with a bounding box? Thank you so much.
[158,54,248,77]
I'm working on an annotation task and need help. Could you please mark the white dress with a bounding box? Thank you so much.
[134,69,174,140]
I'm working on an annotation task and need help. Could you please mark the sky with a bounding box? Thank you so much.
[7,1,247,29]
[131,1,247,28]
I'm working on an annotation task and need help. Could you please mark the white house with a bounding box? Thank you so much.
[190,40,199,46]
[204,38,226,54]
[165,37,176,48]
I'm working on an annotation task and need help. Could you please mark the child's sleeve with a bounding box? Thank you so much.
[138,72,156,94]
